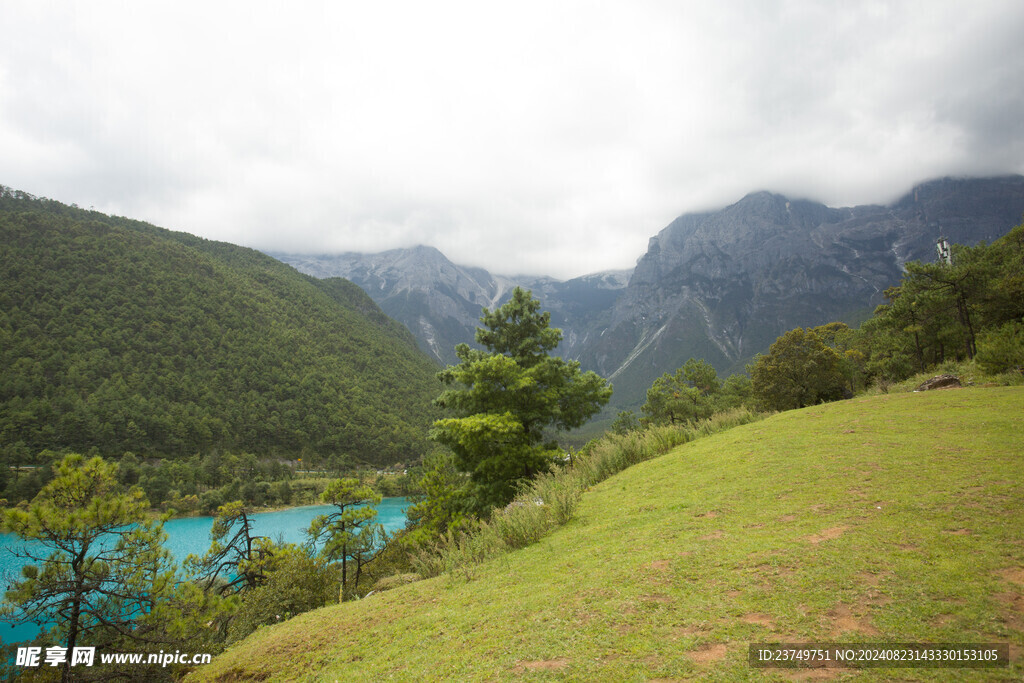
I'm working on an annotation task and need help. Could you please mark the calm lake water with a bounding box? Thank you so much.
[0,497,409,645]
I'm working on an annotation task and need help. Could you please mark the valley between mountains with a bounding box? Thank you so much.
[274,175,1024,408]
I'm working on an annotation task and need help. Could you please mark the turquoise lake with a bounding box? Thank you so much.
[0,497,409,645]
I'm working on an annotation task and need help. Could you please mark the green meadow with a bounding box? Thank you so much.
[192,387,1024,682]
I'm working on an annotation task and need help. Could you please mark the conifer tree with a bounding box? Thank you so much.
[306,478,382,598]
[431,288,611,512]
[1,454,214,682]
[185,501,270,595]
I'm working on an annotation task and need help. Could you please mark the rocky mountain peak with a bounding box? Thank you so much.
[275,175,1024,409]
[579,175,1024,407]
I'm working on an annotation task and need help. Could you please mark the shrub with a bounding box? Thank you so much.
[226,544,336,643]
[975,321,1024,375]
[750,328,846,410]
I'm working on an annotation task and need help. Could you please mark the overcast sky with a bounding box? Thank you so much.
[2,1,1023,279]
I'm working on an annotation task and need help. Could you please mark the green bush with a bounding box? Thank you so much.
[226,544,336,643]
[975,321,1024,375]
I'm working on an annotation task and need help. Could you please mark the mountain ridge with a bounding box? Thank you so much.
[584,175,1024,405]
[271,246,632,364]
[275,175,1024,408]
[0,186,441,464]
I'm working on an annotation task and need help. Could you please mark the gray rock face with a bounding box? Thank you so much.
[582,176,1024,406]
[273,246,509,363]
[272,245,631,365]
[274,175,1024,408]
[913,375,963,391]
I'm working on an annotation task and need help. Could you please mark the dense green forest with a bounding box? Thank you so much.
[0,186,441,472]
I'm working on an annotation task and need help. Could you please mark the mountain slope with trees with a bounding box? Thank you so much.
[274,246,631,366]
[0,186,440,465]
[584,175,1024,407]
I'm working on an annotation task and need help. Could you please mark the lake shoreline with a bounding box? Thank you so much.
[148,500,340,522]
[0,497,411,644]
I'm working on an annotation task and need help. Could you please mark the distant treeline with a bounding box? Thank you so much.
[2,448,422,513]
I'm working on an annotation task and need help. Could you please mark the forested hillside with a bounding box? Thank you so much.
[0,187,440,465]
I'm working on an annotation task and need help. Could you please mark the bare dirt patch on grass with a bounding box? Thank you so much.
[994,591,1024,631]
[753,559,795,572]
[512,658,570,672]
[686,642,728,664]
[805,526,849,544]
[741,613,776,628]
[997,567,1024,584]
[855,570,892,587]
[672,625,710,639]
[942,528,972,535]
[827,603,880,637]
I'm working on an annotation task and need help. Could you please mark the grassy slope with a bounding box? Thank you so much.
[193,388,1024,682]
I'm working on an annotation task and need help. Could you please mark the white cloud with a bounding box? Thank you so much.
[2,0,1023,278]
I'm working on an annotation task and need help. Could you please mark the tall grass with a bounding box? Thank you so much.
[411,407,768,580]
